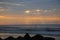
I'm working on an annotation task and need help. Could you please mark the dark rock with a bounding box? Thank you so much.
[32,34,44,40]
[4,36,15,40]
[0,38,3,40]
[24,33,31,40]
[0,33,55,40]
[44,37,55,40]
[15,36,24,40]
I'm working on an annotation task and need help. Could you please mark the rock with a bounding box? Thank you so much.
[15,36,24,40]
[32,34,44,40]
[4,36,15,40]
[24,33,31,40]
[44,37,55,40]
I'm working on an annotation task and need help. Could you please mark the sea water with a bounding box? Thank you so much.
[0,24,60,40]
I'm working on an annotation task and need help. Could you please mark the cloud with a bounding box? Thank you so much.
[0,7,6,12]
[44,9,56,13]
[0,2,25,6]
[26,9,58,17]
[0,7,9,12]
[14,4,24,6]
[0,2,25,13]
[44,10,48,13]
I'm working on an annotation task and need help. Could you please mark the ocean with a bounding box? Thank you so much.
[0,24,60,40]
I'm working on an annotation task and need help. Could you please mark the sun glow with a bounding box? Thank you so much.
[0,15,60,25]
[25,10,30,14]
[36,9,40,12]
[0,16,5,18]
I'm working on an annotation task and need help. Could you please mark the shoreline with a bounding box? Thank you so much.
[0,33,60,40]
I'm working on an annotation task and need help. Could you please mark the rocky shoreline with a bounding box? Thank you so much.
[0,33,55,40]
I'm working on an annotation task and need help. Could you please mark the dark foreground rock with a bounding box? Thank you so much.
[44,37,55,40]
[0,38,3,40]
[4,36,15,40]
[15,36,24,40]
[24,33,31,40]
[0,33,55,40]
[31,34,44,40]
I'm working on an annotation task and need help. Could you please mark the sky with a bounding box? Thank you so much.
[0,0,60,25]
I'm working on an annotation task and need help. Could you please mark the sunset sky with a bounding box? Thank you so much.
[0,0,60,25]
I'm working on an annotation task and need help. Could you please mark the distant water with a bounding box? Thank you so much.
[0,24,60,40]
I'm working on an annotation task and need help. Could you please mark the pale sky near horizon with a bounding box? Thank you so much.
[0,0,60,25]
